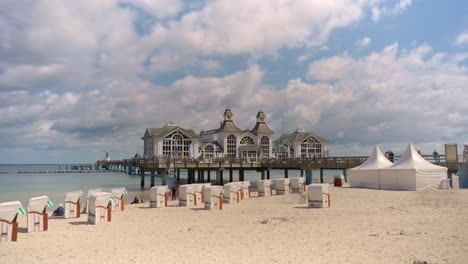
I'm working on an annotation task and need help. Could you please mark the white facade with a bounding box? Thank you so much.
[274,127,328,158]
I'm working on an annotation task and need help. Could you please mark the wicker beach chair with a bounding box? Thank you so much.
[223,184,240,204]
[83,188,102,214]
[275,178,291,195]
[203,186,223,210]
[240,181,251,199]
[178,185,196,207]
[88,192,113,225]
[290,177,306,193]
[64,191,82,219]
[257,180,272,197]
[111,188,127,211]
[27,196,50,232]
[307,184,330,208]
[191,184,209,205]
[149,186,169,208]
[0,201,23,243]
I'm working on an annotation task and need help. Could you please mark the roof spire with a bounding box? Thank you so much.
[223,108,233,121]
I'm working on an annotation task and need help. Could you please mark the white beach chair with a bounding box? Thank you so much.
[204,186,223,210]
[307,184,330,208]
[290,177,306,193]
[223,184,240,204]
[84,188,102,214]
[111,188,127,211]
[27,196,50,232]
[64,191,82,219]
[178,185,196,207]
[257,180,272,197]
[149,186,169,208]
[191,184,208,205]
[88,192,113,225]
[240,181,251,199]
[0,201,23,243]
[275,178,291,195]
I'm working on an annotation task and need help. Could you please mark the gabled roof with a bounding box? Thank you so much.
[199,141,223,151]
[216,120,243,133]
[350,146,393,170]
[142,124,200,139]
[251,122,274,135]
[276,127,328,143]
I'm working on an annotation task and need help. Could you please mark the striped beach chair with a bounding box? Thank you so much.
[88,192,113,225]
[65,191,82,219]
[27,196,52,232]
[0,201,24,243]
[178,185,196,207]
[223,184,240,204]
[275,178,291,195]
[307,184,330,208]
[290,177,306,193]
[204,186,223,210]
[84,188,102,214]
[149,186,169,208]
[257,180,272,197]
[111,188,127,211]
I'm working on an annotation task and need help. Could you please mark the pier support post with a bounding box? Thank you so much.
[176,169,180,182]
[220,170,224,185]
[188,169,193,184]
[343,169,348,182]
[261,170,265,180]
[267,169,270,180]
[320,168,324,183]
[140,170,145,188]
[284,169,288,178]
[207,170,211,183]
[200,170,205,183]
[306,170,312,185]
[240,169,245,181]
[300,169,304,177]
[229,169,233,182]
[150,171,155,187]
[162,170,167,185]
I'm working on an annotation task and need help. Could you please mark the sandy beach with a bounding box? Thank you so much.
[1,187,467,264]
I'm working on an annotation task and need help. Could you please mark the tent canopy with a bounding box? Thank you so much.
[349,146,392,189]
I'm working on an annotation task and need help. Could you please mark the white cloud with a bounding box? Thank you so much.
[356,37,372,48]
[371,0,412,22]
[455,32,468,46]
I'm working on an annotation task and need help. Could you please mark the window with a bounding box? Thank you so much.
[144,138,153,157]
[204,145,214,158]
[260,136,269,157]
[226,135,237,158]
[162,132,192,157]
[240,136,254,145]
[301,137,322,158]
[277,145,288,158]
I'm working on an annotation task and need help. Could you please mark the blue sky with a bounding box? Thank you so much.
[0,0,467,163]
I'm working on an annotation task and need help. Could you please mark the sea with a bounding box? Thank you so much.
[0,164,342,210]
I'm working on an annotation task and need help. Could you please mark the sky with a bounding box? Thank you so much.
[0,0,467,163]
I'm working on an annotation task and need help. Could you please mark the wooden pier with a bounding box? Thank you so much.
[98,154,462,188]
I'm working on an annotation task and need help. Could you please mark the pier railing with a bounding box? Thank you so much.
[99,153,460,171]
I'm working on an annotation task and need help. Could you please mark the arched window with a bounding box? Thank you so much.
[240,136,255,145]
[277,145,288,158]
[301,137,322,158]
[260,136,269,157]
[162,132,191,157]
[204,145,214,158]
[226,135,237,158]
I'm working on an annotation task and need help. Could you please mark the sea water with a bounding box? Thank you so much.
[0,164,342,209]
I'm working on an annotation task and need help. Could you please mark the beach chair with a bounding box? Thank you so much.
[149,186,169,208]
[64,191,82,219]
[290,177,306,193]
[223,184,240,204]
[84,188,102,214]
[0,201,23,243]
[307,184,330,208]
[88,192,113,225]
[27,196,50,232]
[111,188,127,211]
[240,181,251,199]
[257,180,272,197]
[203,186,223,210]
[178,185,196,207]
[275,178,291,195]
[191,184,207,205]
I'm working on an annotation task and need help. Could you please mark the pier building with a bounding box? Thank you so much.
[141,108,327,159]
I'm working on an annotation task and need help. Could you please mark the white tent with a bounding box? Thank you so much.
[349,146,393,189]
[379,144,448,191]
